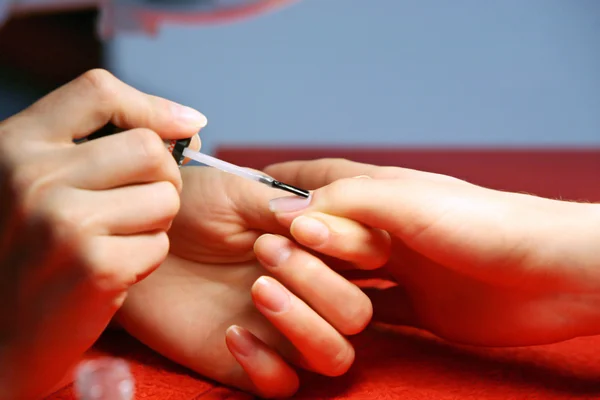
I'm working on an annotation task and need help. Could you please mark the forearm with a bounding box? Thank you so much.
[529,199,600,292]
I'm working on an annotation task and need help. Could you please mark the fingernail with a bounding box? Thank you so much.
[253,276,290,313]
[255,234,292,268]
[172,103,208,129]
[226,326,256,357]
[269,195,311,213]
[291,216,329,246]
[181,133,202,165]
[189,133,201,151]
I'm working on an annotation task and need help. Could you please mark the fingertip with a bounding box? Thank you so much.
[290,215,329,248]
[338,294,373,336]
[251,276,292,314]
[170,103,208,132]
[321,343,356,377]
[254,234,293,269]
[181,133,202,166]
[225,325,300,398]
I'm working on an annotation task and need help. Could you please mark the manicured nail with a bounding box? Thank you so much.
[253,277,290,313]
[172,103,208,129]
[226,326,256,357]
[255,234,292,268]
[189,133,201,151]
[181,133,202,165]
[269,195,311,213]
[291,216,329,246]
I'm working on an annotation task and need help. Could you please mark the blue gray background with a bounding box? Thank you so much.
[2,0,599,154]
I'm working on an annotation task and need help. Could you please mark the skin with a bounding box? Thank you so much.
[118,158,600,398]
[116,166,380,398]
[261,158,600,347]
[0,69,206,399]
[2,70,596,398]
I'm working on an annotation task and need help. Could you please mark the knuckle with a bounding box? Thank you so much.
[87,262,135,293]
[131,128,165,161]
[324,177,355,196]
[13,163,58,210]
[127,129,182,189]
[80,69,118,100]
[127,129,169,172]
[45,192,88,238]
[11,162,40,194]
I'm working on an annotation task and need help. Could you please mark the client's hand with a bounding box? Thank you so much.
[116,166,386,398]
[260,158,600,348]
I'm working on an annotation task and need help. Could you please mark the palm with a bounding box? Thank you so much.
[377,243,574,347]
[116,167,290,391]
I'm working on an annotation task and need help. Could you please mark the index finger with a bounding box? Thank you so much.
[263,158,457,190]
[263,159,378,190]
[4,69,207,142]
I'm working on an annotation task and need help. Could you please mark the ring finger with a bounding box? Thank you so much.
[40,182,180,236]
[254,234,373,336]
[250,275,356,377]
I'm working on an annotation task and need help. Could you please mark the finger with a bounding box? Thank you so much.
[225,325,299,398]
[38,182,179,236]
[92,182,180,235]
[250,275,356,377]
[254,234,373,336]
[98,182,180,235]
[181,133,202,165]
[270,176,477,245]
[5,69,207,141]
[263,158,379,189]
[84,232,169,292]
[289,212,391,270]
[65,128,184,191]
[264,158,459,190]
[176,166,292,238]
[268,176,535,289]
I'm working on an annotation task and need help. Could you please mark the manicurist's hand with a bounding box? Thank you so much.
[0,69,206,399]
[259,158,600,347]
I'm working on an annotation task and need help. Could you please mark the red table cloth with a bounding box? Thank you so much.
[49,147,600,399]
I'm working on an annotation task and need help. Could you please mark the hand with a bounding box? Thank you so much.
[116,166,385,398]
[0,69,206,399]
[258,158,600,347]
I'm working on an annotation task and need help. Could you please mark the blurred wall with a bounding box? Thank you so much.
[0,9,102,120]
[106,0,600,154]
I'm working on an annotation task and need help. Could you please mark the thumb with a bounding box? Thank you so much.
[269,176,468,241]
[268,176,534,287]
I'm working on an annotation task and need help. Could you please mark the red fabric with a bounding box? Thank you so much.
[48,147,600,399]
[49,328,600,399]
